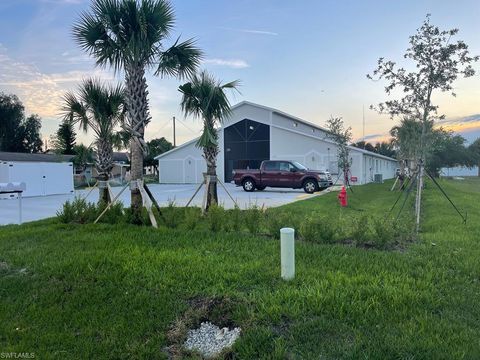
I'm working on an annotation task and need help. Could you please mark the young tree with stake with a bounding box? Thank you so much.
[368,15,478,230]
[325,116,352,187]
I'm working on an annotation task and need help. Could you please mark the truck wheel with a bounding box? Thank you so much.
[242,178,256,192]
[303,179,318,194]
[256,186,266,191]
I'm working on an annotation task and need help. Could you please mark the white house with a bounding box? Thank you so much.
[155,101,398,185]
[0,152,74,197]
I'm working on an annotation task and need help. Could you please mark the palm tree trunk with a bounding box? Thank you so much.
[203,146,219,211]
[125,62,150,221]
[96,139,113,204]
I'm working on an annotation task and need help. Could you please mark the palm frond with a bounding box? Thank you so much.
[155,37,203,79]
[179,70,240,149]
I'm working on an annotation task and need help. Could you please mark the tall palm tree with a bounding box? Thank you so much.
[73,0,202,219]
[178,70,240,211]
[62,78,125,204]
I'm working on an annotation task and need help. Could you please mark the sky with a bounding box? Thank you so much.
[0,0,479,149]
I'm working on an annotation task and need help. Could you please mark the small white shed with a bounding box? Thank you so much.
[0,152,74,197]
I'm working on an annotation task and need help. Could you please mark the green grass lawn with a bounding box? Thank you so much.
[1,178,479,359]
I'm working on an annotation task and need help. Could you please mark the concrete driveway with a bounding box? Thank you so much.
[0,183,332,225]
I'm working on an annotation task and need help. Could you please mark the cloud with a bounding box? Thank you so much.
[0,44,113,118]
[240,29,279,36]
[220,27,278,36]
[363,133,383,140]
[203,58,249,69]
[435,114,480,136]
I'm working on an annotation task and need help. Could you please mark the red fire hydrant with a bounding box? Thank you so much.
[338,186,348,207]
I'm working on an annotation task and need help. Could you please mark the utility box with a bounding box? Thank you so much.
[374,174,383,183]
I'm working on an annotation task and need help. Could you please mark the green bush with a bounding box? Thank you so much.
[97,202,125,224]
[162,200,182,229]
[206,204,226,232]
[350,214,373,246]
[57,197,98,224]
[182,207,202,231]
[244,205,263,234]
[349,215,405,249]
[300,216,337,244]
[264,211,300,239]
[371,217,396,248]
[124,206,151,226]
[226,205,243,232]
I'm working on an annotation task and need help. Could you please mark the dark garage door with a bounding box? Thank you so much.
[224,119,270,182]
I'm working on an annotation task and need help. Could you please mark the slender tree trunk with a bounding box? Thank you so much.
[125,62,150,222]
[203,145,219,212]
[415,90,431,232]
[96,139,113,205]
[98,172,110,204]
[478,161,480,177]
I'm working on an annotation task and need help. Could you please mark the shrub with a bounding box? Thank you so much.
[124,206,151,226]
[244,204,263,234]
[350,214,372,246]
[226,205,243,232]
[300,216,337,244]
[206,205,226,233]
[264,211,300,239]
[182,207,202,231]
[371,217,396,249]
[57,197,98,224]
[97,202,125,224]
[162,200,182,229]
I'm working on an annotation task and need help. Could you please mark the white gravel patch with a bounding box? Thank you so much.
[184,321,241,358]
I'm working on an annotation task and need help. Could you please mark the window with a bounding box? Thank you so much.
[279,162,295,172]
[264,161,279,171]
[292,161,308,170]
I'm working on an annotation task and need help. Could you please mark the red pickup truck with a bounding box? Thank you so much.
[233,160,332,193]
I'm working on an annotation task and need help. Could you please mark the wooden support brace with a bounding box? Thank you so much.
[218,179,239,208]
[138,180,158,228]
[186,180,205,207]
[94,182,129,224]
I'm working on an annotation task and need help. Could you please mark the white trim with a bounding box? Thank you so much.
[154,138,198,160]
[232,100,331,133]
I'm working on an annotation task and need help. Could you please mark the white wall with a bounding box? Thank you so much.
[158,141,206,183]
[270,126,335,171]
[157,102,398,185]
[0,161,74,197]
[361,154,396,183]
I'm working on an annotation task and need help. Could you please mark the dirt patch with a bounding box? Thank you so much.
[165,296,241,359]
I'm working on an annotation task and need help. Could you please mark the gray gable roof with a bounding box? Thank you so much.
[0,151,130,164]
[0,152,74,163]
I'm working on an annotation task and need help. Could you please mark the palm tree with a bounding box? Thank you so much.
[62,78,125,204]
[178,70,240,211]
[390,117,424,173]
[73,0,202,219]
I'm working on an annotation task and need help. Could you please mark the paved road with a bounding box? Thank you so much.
[0,183,333,225]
